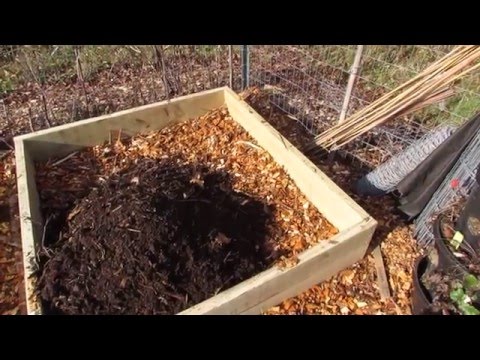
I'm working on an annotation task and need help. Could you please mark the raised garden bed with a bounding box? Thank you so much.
[14,87,377,315]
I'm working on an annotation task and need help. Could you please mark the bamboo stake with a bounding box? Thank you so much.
[328,79,456,145]
[328,66,479,148]
[324,46,472,131]
[397,87,455,115]
[315,47,477,144]
[303,46,480,153]
[316,46,475,138]
[329,87,455,148]
[316,47,480,148]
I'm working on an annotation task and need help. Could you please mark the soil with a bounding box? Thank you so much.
[420,199,480,315]
[39,160,276,314]
[34,105,338,314]
[438,196,467,240]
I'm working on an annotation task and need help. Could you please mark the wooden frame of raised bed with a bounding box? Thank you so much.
[14,87,377,315]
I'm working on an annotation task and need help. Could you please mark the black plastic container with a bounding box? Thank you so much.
[433,215,471,274]
[411,255,440,315]
[457,185,480,251]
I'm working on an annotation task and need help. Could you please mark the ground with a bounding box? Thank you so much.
[0,60,420,315]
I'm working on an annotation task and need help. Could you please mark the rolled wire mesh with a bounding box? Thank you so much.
[356,125,457,196]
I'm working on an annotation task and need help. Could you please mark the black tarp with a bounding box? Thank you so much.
[395,112,480,219]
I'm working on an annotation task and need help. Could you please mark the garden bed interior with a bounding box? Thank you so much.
[14,87,377,315]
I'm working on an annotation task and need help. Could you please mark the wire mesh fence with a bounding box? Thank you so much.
[4,45,479,154]
[2,45,480,247]
[248,45,480,169]
[247,45,480,246]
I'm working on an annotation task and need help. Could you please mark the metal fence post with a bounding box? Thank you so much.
[241,45,250,90]
[228,45,233,89]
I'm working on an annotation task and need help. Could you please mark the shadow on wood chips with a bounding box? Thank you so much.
[0,204,9,223]
[38,158,277,314]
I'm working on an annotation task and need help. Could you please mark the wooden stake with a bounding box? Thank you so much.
[28,106,35,133]
[157,45,170,100]
[372,246,391,300]
[75,46,90,118]
[339,45,364,123]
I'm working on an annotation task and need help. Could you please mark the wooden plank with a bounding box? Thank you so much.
[372,246,391,300]
[15,88,224,314]
[339,45,364,124]
[180,219,376,315]
[223,88,369,232]
[13,140,43,315]
[18,88,225,161]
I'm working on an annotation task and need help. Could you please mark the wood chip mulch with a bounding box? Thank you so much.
[36,106,338,263]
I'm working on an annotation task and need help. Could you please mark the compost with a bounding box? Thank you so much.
[35,106,338,314]
[39,161,276,314]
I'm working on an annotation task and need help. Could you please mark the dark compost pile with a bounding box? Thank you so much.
[39,161,275,314]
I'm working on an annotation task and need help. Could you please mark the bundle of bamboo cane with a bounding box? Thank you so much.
[305,45,480,153]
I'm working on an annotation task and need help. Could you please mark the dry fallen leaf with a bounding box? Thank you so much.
[341,269,356,286]
[282,299,294,311]
[357,300,369,309]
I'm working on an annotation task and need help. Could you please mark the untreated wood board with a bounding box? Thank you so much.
[18,88,225,161]
[180,219,376,314]
[372,246,391,300]
[14,141,43,315]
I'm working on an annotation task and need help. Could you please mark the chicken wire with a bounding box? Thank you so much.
[356,125,457,196]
